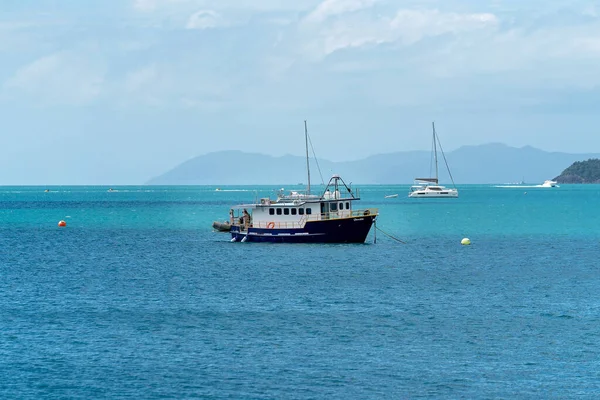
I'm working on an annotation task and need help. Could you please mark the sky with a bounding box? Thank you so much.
[1,0,600,184]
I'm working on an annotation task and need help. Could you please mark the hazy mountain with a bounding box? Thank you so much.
[146,144,600,185]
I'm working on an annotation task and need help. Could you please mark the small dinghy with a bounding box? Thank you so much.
[212,221,232,232]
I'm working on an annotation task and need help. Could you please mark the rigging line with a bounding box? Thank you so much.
[375,225,407,244]
[429,129,435,179]
[307,134,325,186]
[435,133,456,188]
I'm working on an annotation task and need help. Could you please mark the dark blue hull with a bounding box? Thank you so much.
[230,216,376,243]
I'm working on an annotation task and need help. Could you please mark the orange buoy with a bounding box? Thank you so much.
[58,220,67,227]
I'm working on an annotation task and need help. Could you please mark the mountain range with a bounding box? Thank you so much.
[147,144,600,185]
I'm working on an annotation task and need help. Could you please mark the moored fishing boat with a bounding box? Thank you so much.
[229,175,377,243]
[223,121,378,243]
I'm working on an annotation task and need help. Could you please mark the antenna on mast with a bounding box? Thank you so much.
[432,121,439,183]
[305,120,311,195]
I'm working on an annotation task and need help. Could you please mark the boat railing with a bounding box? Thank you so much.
[316,208,379,221]
[353,208,378,218]
[246,208,378,230]
[251,220,306,229]
[323,208,378,219]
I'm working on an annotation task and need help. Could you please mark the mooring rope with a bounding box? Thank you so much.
[375,225,407,244]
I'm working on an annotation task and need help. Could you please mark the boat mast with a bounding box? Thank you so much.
[305,120,311,195]
[432,121,438,183]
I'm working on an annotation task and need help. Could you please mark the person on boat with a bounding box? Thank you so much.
[242,209,251,229]
[229,209,234,225]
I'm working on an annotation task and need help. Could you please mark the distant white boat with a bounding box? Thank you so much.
[409,122,458,198]
[541,180,559,188]
[384,194,398,198]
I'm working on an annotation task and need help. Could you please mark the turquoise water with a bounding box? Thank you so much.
[1,184,599,398]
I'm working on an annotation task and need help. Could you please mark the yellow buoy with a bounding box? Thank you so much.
[461,238,471,246]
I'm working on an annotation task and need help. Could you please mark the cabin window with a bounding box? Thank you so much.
[269,208,275,215]
[284,208,290,215]
[339,202,344,210]
[346,202,350,209]
[330,203,337,211]
[299,208,304,215]
[306,208,312,215]
[277,208,282,215]
[291,208,297,215]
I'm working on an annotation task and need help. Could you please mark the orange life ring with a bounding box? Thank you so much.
[267,222,275,229]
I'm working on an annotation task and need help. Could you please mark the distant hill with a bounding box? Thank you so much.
[554,158,600,183]
[146,144,600,185]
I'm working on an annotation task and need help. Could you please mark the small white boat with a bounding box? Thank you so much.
[409,182,458,198]
[540,180,559,188]
[384,194,398,198]
[409,122,458,198]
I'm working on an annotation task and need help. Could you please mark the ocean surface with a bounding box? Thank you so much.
[1,184,599,399]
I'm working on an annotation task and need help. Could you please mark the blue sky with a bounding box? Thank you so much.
[1,0,599,184]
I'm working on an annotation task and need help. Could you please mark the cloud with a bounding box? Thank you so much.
[132,0,318,13]
[186,10,223,29]
[5,0,599,112]
[3,51,106,105]
[132,0,234,30]
[389,9,497,45]
[133,0,162,12]
[297,7,498,59]
[114,58,240,109]
[304,0,376,23]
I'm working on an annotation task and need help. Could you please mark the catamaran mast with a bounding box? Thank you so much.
[432,121,439,183]
[304,120,311,194]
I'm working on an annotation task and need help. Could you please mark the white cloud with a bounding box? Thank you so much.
[132,0,233,30]
[305,0,376,23]
[114,59,240,109]
[298,8,499,59]
[133,0,319,13]
[186,10,223,29]
[3,52,106,105]
[466,26,600,88]
[6,0,597,111]
[389,9,498,45]
[129,0,318,31]
[133,0,162,12]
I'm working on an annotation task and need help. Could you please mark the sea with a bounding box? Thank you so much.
[0,183,599,399]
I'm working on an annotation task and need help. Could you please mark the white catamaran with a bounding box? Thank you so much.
[409,122,458,198]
